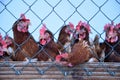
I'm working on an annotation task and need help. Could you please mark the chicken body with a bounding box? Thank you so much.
[56,40,90,67]
[102,23,120,62]
[57,24,74,53]
[37,26,59,61]
[12,15,39,61]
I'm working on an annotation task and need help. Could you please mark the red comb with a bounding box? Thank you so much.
[69,22,74,29]
[104,23,113,31]
[76,21,82,30]
[83,22,91,33]
[76,21,91,33]
[20,13,30,22]
[40,24,47,37]
[1,40,7,48]
[115,23,120,29]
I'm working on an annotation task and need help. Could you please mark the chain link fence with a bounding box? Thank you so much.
[0,0,120,79]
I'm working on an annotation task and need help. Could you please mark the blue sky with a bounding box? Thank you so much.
[0,0,120,42]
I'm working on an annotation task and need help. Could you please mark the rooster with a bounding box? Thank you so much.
[12,14,39,61]
[57,22,74,53]
[37,24,59,61]
[102,22,120,62]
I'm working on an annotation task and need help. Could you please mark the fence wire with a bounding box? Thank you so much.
[0,0,120,78]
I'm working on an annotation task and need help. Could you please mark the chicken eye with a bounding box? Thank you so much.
[18,22,24,28]
[45,33,50,38]
[23,22,28,27]
[65,27,71,33]
[40,38,46,41]
[0,43,2,47]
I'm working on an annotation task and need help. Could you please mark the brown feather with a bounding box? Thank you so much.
[57,25,71,52]
[37,40,59,61]
[12,20,39,61]
[37,30,59,61]
[67,40,90,66]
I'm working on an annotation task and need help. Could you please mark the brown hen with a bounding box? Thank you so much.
[101,22,120,62]
[37,25,59,61]
[56,40,90,67]
[57,22,74,53]
[12,14,39,61]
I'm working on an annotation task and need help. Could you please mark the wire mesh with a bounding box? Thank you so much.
[0,0,120,78]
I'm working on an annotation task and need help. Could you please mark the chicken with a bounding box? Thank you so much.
[37,24,59,61]
[0,34,7,58]
[0,34,13,61]
[55,39,90,67]
[102,22,120,62]
[57,22,74,53]
[12,14,39,61]
[88,34,105,62]
[72,21,99,62]
[4,35,15,60]
[115,23,120,39]
[72,21,91,45]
